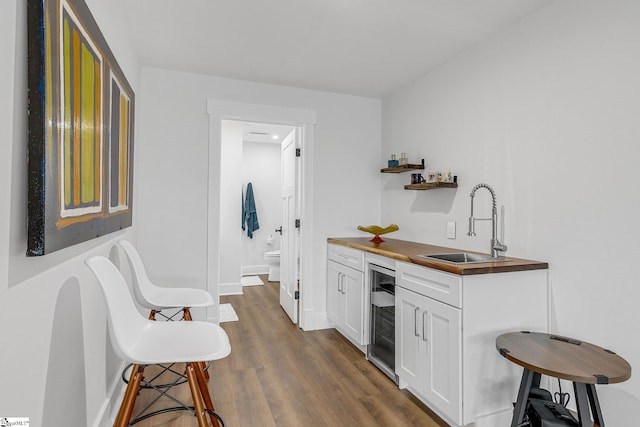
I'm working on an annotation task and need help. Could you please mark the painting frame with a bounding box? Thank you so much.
[27,0,135,256]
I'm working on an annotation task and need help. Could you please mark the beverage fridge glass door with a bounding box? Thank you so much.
[368,264,397,383]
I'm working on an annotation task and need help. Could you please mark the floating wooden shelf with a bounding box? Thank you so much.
[404,182,458,190]
[380,158,425,173]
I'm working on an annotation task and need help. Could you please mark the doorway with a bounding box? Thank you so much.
[239,121,299,324]
[206,100,316,329]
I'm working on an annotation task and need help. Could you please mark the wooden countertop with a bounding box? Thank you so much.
[327,237,548,276]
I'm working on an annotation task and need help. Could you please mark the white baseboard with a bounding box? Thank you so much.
[92,396,112,427]
[93,361,127,427]
[473,407,513,427]
[241,265,269,276]
[219,281,243,296]
[301,310,332,331]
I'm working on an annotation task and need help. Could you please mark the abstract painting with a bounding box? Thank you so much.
[27,0,134,256]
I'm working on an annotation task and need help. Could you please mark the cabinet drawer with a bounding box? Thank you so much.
[396,261,462,308]
[328,244,364,271]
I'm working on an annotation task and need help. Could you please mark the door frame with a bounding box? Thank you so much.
[206,99,316,329]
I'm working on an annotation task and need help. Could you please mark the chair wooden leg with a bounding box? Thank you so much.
[183,308,211,380]
[148,309,156,320]
[199,361,210,379]
[194,360,220,427]
[186,363,209,427]
[114,364,144,427]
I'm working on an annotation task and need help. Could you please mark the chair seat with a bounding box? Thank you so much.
[127,320,231,365]
[144,286,215,311]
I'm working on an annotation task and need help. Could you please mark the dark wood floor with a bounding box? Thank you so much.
[130,277,448,426]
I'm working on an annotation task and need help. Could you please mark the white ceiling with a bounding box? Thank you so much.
[242,122,295,144]
[123,0,554,99]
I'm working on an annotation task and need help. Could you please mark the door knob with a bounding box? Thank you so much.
[275,226,283,235]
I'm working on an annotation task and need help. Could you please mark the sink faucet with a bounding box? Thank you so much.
[468,183,507,258]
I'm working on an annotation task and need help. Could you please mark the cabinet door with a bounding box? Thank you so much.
[342,266,364,344]
[423,296,462,425]
[326,260,344,325]
[395,286,423,392]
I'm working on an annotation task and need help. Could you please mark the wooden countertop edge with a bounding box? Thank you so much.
[328,241,413,262]
[327,237,548,276]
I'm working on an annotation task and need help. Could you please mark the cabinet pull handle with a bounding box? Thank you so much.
[337,273,342,293]
[414,307,420,337]
[422,311,428,342]
[340,274,346,294]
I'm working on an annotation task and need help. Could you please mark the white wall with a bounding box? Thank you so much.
[241,141,282,272]
[136,68,382,329]
[0,0,140,426]
[382,0,640,423]
[219,121,243,292]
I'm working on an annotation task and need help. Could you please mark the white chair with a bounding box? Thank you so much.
[117,239,214,321]
[118,239,217,382]
[85,256,231,427]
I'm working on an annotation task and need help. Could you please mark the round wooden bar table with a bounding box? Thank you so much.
[496,331,631,427]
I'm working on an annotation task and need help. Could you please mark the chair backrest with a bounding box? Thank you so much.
[85,256,150,362]
[117,239,163,310]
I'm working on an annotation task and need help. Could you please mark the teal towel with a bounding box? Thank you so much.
[243,183,259,238]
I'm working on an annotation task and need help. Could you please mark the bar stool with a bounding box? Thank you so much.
[85,256,231,427]
[118,239,215,380]
[117,240,214,321]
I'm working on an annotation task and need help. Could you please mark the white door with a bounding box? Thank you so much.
[343,266,365,344]
[423,297,462,425]
[326,261,344,325]
[396,286,423,391]
[280,129,299,323]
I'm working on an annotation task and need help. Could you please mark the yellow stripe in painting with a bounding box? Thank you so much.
[80,43,95,204]
[94,59,101,201]
[72,28,81,206]
[119,96,127,205]
[63,18,72,206]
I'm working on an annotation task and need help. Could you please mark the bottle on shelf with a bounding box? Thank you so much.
[399,152,408,166]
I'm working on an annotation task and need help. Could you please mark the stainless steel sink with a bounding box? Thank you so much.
[419,253,510,264]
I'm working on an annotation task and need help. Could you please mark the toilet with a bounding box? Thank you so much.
[264,250,280,282]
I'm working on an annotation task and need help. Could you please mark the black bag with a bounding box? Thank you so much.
[528,387,553,402]
[526,398,578,427]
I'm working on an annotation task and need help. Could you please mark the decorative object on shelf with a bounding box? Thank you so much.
[381,158,425,173]
[427,171,456,183]
[399,152,408,166]
[411,173,426,184]
[388,154,399,168]
[356,224,399,243]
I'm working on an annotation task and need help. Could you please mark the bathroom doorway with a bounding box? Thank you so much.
[239,122,294,272]
[207,100,316,329]
[240,121,299,324]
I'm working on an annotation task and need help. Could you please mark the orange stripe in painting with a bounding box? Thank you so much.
[94,60,101,201]
[72,28,81,206]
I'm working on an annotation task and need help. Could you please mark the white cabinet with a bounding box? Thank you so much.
[326,241,548,427]
[396,275,462,424]
[327,244,365,346]
[395,261,547,427]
